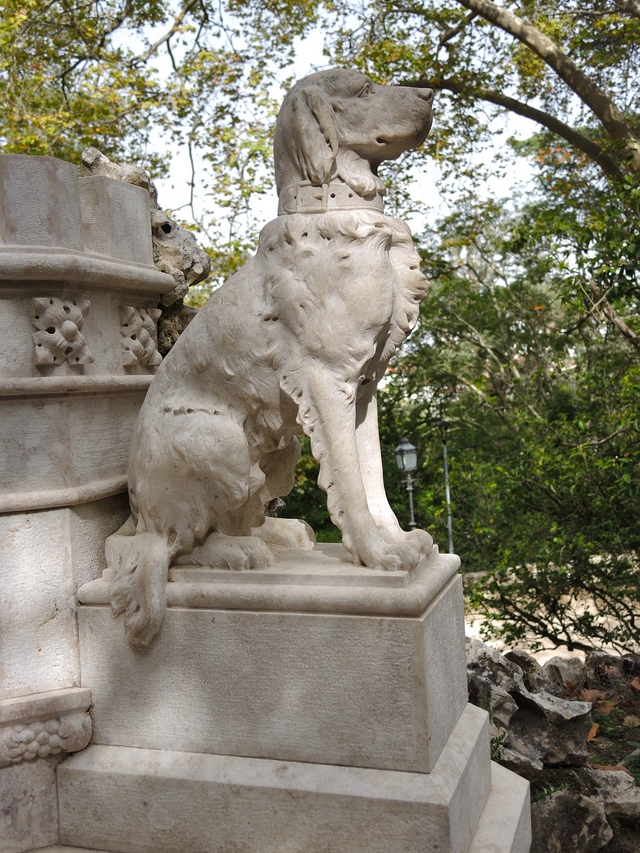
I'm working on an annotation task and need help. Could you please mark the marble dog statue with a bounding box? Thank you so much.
[106,68,435,645]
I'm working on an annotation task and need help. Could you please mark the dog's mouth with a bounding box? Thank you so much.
[375,125,430,147]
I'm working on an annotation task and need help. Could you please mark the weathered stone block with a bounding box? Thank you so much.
[79,573,467,773]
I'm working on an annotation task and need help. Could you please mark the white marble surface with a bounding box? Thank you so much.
[0,498,129,700]
[58,704,490,853]
[0,688,91,725]
[0,759,59,853]
[0,510,79,700]
[78,574,467,773]
[80,546,460,617]
[468,763,532,853]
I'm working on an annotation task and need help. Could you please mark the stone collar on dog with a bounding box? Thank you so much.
[277,179,385,216]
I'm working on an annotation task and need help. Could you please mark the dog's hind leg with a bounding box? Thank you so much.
[355,383,433,556]
[107,406,256,643]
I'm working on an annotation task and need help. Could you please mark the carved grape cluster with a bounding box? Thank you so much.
[0,711,92,767]
[120,306,162,368]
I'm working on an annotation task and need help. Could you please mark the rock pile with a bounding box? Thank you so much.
[466,638,640,853]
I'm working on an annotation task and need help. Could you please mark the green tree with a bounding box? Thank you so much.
[382,198,640,652]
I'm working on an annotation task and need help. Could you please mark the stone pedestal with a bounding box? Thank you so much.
[0,154,173,853]
[60,545,531,853]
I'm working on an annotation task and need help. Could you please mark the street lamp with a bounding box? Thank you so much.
[436,420,454,554]
[394,436,418,529]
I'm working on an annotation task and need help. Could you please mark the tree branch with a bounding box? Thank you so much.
[439,11,478,46]
[138,0,200,64]
[588,282,640,355]
[615,0,640,19]
[425,78,622,177]
[454,0,640,171]
[97,0,133,50]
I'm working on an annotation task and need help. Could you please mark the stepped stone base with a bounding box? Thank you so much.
[66,547,531,853]
[56,704,521,853]
[53,706,529,853]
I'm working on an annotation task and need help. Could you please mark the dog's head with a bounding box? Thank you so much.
[273,68,434,198]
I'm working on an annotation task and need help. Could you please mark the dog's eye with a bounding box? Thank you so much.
[358,84,373,99]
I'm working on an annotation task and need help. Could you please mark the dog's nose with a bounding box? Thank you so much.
[416,87,434,104]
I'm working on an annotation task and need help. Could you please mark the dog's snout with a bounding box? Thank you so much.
[416,87,434,104]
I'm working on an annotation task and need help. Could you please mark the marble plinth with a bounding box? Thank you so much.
[33,763,531,853]
[0,152,175,853]
[58,704,494,853]
[78,549,466,773]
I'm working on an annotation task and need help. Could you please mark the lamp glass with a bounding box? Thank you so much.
[394,437,418,472]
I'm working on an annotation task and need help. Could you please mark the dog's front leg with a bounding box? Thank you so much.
[298,366,420,572]
[355,382,433,556]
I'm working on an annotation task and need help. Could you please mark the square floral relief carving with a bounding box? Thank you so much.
[32,297,94,366]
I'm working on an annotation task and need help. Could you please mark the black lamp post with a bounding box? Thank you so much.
[394,436,418,529]
[436,420,454,554]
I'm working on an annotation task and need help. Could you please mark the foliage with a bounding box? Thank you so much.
[0,0,316,288]
[389,199,640,652]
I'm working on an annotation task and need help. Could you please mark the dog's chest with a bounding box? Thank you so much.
[327,247,397,328]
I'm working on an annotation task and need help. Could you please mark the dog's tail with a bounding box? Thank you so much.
[105,526,171,646]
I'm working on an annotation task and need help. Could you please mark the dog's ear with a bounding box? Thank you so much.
[289,85,338,186]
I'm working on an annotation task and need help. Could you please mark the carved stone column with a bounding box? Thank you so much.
[0,154,174,853]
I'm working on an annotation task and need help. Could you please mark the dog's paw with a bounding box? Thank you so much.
[176,532,276,570]
[253,517,316,550]
[361,540,421,573]
[378,524,434,558]
[403,527,434,556]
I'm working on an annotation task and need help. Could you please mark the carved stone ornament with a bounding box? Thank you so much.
[32,297,94,366]
[120,306,163,368]
[0,710,92,767]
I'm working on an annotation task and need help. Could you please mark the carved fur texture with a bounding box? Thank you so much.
[106,68,435,645]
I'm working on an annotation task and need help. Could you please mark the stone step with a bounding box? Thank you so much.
[29,848,105,852]
[56,704,493,853]
[468,762,531,853]
[34,753,530,853]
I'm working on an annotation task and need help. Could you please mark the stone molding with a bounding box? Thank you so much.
[0,688,92,768]
[80,545,461,618]
[0,246,173,294]
[0,474,128,513]
[0,375,153,398]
